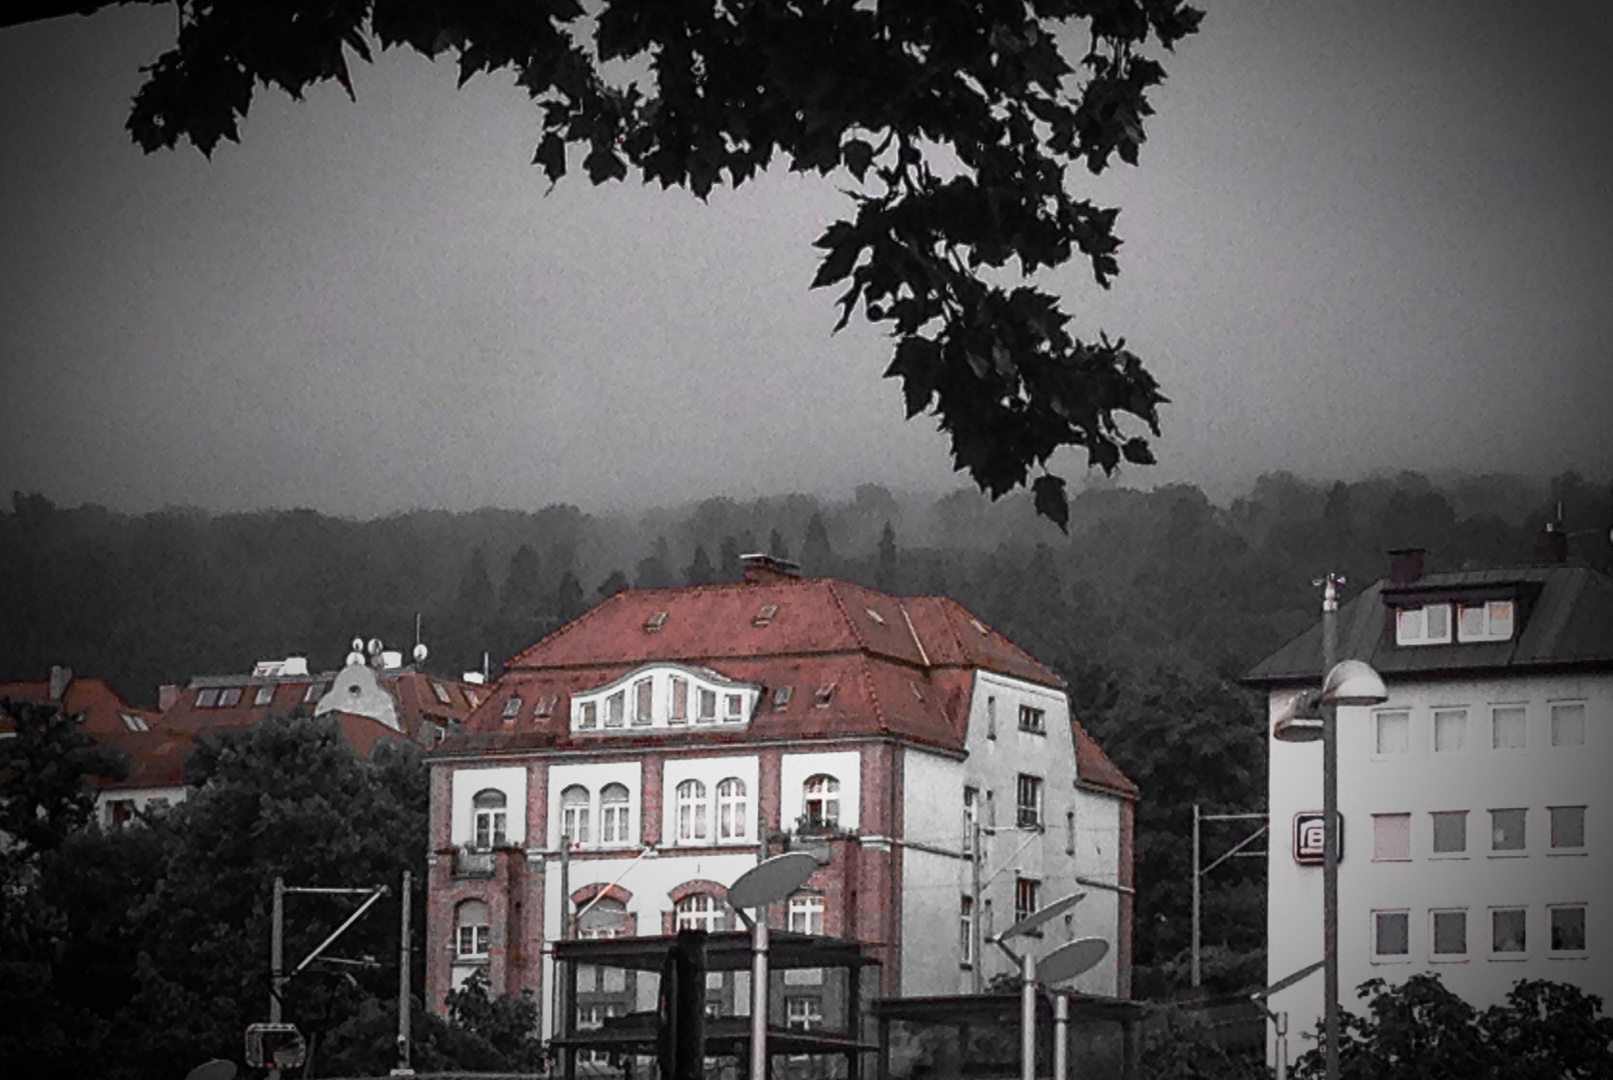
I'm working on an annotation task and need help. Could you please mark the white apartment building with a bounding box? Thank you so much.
[1247,548,1610,1054]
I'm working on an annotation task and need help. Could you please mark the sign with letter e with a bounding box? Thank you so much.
[1293,811,1343,865]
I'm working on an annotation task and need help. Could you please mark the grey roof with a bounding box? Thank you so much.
[1243,564,1613,687]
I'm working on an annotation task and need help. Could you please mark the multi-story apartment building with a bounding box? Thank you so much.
[1247,546,1610,1048]
[424,556,1137,1047]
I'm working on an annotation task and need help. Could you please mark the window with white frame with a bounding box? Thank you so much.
[1375,711,1410,755]
[669,677,688,725]
[1490,808,1526,852]
[578,897,631,939]
[634,678,653,726]
[959,896,975,966]
[196,688,220,708]
[561,785,591,845]
[502,695,522,719]
[724,693,745,722]
[472,789,508,850]
[788,894,824,935]
[1550,806,1586,851]
[1492,706,1527,750]
[255,685,275,706]
[1396,603,1451,645]
[218,687,242,707]
[576,1003,621,1064]
[1431,909,1467,958]
[1492,907,1526,955]
[676,779,709,842]
[456,900,490,958]
[579,701,597,729]
[605,690,626,728]
[802,774,840,829]
[106,798,135,826]
[599,783,631,845]
[1372,813,1411,861]
[675,893,724,932]
[963,786,979,854]
[717,778,748,841]
[1018,705,1046,734]
[697,688,717,724]
[1016,774,1043,829]
[1549,905,1586,954]
[1431,810,1467,855]
[785,996,823,1033]
[1551,703,1586,747]
[1457,600,1514,642]
[1433,708,1467,753]
[1014,877,1040,927]
[1373,910,1409,959]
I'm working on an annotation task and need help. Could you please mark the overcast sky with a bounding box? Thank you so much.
[2,2,1609,518]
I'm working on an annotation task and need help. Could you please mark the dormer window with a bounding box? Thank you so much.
[865,608,886,626]
[1396,603,1451,646]
[645,611,668,632]
[196,688,220,708]
[534,694,557,718]
[669,677,688,724]
[1457,600,1514,642]
[773,685,793,709]
[431,681,452,705]
[579,701,598,729]
[698,688,717,724]
[725,694,745,722]
[502,696,522,719]
[571,665,759,733]
[605,690,626,728]
[754,603,779,626]
[218,688,242,707]
[255,685,275,706]
[634,679,653,725]
[814,684,836,708]
[121,712,149,732]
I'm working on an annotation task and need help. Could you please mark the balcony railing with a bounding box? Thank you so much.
[453,845,495,878]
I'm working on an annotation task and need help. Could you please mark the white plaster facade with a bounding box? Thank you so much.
[1265,671,1610,1052]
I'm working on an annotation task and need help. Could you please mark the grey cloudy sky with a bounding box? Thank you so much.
[2,2,1610,518]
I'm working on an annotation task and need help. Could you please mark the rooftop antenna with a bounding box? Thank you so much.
[482,651,490,684]
[412,613,428,666]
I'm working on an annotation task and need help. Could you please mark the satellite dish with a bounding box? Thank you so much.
[351,637,364,652]
[185,1059,238,1080]
[727,852,818,910]
[1000,892,1086,941]
[413,642,429,663]
[345,651,365,666]
[1037,937,1109,985]
[366,638,383,657]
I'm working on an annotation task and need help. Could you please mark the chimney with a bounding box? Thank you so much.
[158,684,180,711]
[1388,548,1425,585]
[48,665,72,701]
[1542,523,1568,564]
[741,553,802,584]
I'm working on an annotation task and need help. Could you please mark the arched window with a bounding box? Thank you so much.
[578,896,630,939]
[562,784,591,844]
[473,789,507,849]
[803,774,840,829]
[717,778,748,841]
[600,783,631,845]
[676,779,708,842]
[675,893,724,932]
[456,899,490,958]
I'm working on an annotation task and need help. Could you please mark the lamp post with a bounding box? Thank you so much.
[1272,575,1386,1080]
[727,852,819,1080]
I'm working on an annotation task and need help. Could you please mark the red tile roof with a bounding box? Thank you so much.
[1072,718,1138,800]
[453,576,1076,756]
[0,675,180,791]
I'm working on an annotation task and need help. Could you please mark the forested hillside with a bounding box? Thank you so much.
[3,469,1608,997]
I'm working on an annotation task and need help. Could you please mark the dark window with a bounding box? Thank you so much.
[1016,774,1043,829]
[1018,705,1046,734]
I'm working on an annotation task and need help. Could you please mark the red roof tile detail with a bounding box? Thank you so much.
[1072,719,1138,800]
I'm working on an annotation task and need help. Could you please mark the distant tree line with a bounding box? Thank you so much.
[3,470,1610,998]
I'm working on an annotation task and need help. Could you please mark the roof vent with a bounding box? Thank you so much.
[1388,548,1425,585]
[741,553,802,583]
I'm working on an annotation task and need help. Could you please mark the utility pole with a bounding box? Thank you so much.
[270,877,285,1024]
[1191,807,1268,988]
[393,869,413,1077]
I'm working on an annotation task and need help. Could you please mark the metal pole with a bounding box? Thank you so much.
[271,876,285,1023]
[553,840,570,1048]
[1053,992,1068,1080]
[1321,575,1340,1080]
[394,869,413,1076]
[1021,951,1036,1080]
[1191,803,1201,989]
[971,821,984,995]
[751,910,769,1080]
[1275,1010,1289,1080]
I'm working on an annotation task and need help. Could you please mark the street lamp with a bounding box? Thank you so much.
[991,893,1108,1080]
[727,851,819,1080]
[1272,575,1387,1080]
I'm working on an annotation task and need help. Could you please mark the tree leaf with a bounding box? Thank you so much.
[1032,474,1070,534]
